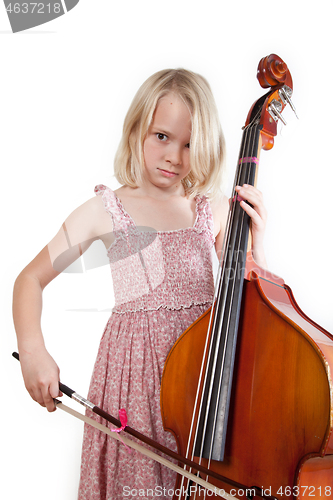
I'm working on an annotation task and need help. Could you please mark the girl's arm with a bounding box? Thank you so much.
[213,185,267,269]
[234,184,267,268]
[13,195,113,412]
[13,246,61,412]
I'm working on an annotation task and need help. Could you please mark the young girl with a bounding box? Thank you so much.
[13,69,267,499]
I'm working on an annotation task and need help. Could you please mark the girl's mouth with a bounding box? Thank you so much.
[158,169,178,178]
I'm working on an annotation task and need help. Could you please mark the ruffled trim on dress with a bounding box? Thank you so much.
[112,299,213,314]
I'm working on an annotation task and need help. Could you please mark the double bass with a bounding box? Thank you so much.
[161,54,333,499]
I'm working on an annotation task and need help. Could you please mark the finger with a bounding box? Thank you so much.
[31,387,46,408]
[239,200,261,223]
[235,185,266,221]
[41,384,56,412]
[49,379,60,399]
[235,184,261,204]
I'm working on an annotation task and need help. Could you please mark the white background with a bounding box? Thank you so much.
[1,1,333,498]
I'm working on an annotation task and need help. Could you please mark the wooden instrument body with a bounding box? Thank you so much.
[161,261,333,499]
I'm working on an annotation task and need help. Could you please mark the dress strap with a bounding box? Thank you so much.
[94,184,134,232]
[194,195,215,246]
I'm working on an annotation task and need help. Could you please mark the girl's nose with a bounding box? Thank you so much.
[166,144,182,166]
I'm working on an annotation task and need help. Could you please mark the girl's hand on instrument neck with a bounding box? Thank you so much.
[235,184,267,268]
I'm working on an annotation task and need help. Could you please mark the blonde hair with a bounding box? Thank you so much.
[114,69,226,198]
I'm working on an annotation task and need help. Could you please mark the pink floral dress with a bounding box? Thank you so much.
[78,185,215,499]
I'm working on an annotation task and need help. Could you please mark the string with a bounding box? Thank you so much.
[179,120,260,498]
[204,125,255,463]
[173,156,253,497]
[199,124,256,473]
[184,126,249,496]
[175,125,250,499]
[205,123,259,461]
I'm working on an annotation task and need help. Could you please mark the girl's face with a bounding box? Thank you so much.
[142,93,192,193]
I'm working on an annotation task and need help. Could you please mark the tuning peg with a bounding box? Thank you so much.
[268,99,287,126]
[279,85,299,119]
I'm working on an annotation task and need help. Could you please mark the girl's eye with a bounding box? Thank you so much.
[156,133,167,141]
[185,143,190,149]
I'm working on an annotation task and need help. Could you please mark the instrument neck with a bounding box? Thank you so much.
[193,122,262,462]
